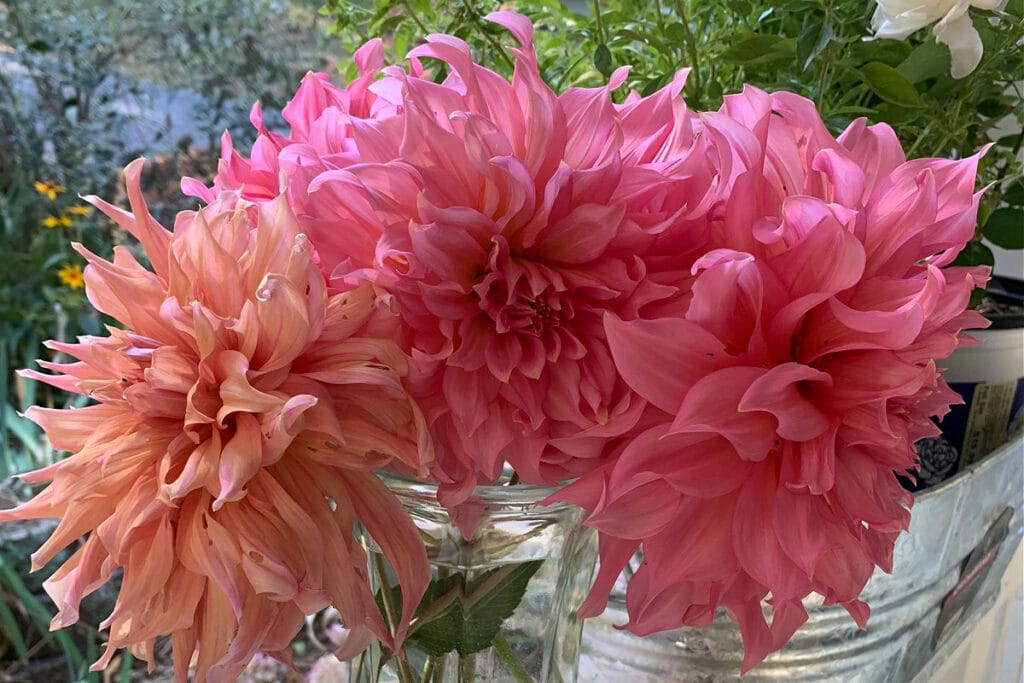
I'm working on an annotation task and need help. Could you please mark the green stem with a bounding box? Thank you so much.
[354,651,366,683]
[433,653,447,682]
[673,0,702,105]
[492,632,533,683]
[420,656,435,683]
[373,555,416,683]
[553,53,590,92]
[458,653,476,683]
[461,0,515,74]
[653,0,666,35]
[906,118,939,159]
[592,0,606,44]
[399,0,431,37]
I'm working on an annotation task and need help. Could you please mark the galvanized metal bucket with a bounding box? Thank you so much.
[579,434,1024,683]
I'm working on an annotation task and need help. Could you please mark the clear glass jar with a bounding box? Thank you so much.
[353,474,597,683]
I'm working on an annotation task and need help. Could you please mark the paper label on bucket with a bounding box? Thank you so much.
[958,379,1021,468]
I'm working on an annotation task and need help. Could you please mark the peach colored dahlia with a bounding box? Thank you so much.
[558,88,989,672]
[0,160,432,682]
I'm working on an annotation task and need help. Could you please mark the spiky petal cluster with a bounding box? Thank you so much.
[304,13,718,503]
[556,87,989,671]
[0,160,432,681]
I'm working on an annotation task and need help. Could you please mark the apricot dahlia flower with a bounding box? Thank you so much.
[559,88,989,671]
[0,160,432,681]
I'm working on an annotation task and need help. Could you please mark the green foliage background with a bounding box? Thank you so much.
[321,0,1024,264]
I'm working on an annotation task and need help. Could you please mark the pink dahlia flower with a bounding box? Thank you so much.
[0,160,432,681]
[306,12,714,502]
[557,88,989,671]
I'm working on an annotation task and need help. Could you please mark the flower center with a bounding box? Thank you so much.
[476,270,570,338]
[525,297,560,336]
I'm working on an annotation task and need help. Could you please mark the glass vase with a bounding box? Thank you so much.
[352,474,597,683]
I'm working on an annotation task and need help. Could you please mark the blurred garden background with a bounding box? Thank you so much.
[0,0,1021,680]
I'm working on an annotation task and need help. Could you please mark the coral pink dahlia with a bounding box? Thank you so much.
[558,88,989,671]
[0,160,432,682]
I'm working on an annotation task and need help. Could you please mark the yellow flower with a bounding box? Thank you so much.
[66,205,93,217]
[57,264,85,289]
[34,180,66,200]
[41,214,74,229]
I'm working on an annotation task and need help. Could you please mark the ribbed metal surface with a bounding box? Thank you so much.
[579,435,1024,683]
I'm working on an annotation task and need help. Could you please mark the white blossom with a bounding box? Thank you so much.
[871,0,1004,78]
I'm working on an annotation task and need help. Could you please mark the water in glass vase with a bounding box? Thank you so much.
[352,474,598,683]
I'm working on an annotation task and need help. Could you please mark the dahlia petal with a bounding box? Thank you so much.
[586,478,683,539]
[577,533,640,618]
[22,404,117,452]
[193,584,236,683]
[818,350,928,408]
[781,423,841,495]
[771,487,839,578]
[643,494,739,582]
[670,367,777,461]
[409,220,490,286]
[43,538,112,628]
[738,363,833,442]
[537,203,624,265]
[733,465,812,600]
[214,412,264,510]
[84,159,171,279]
[604,314,727,414]
[337,471,428,646]
[215,351,282,424]
[769,209,866,300]
[162,434,220,502]
[252,275,312,373]
[730,600,773,674]
[609,426,752,499]
[484,333,523,382]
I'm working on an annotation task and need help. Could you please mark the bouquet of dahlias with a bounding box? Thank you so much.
[0,11,988,682]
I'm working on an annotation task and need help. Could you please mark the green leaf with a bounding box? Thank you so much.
[796,20,834,71]
[372,14,405,37]
[403,575,463,657]
[0,555,85,673]
[849,39,912,68]
[952,240,995,268]
[861,62,926,108]
[665,22,688,46]
[897,40,951,83]
[1003,179,1024,207]
[118,652,134,683]
[0,596,29,662]
[720,35,796,66]
[594,44,612,77]
[982,208,1024,249]
[1007,0,1024,18]
[373,583,404,632]
[459,561,542,655]
[405,560,544,658]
